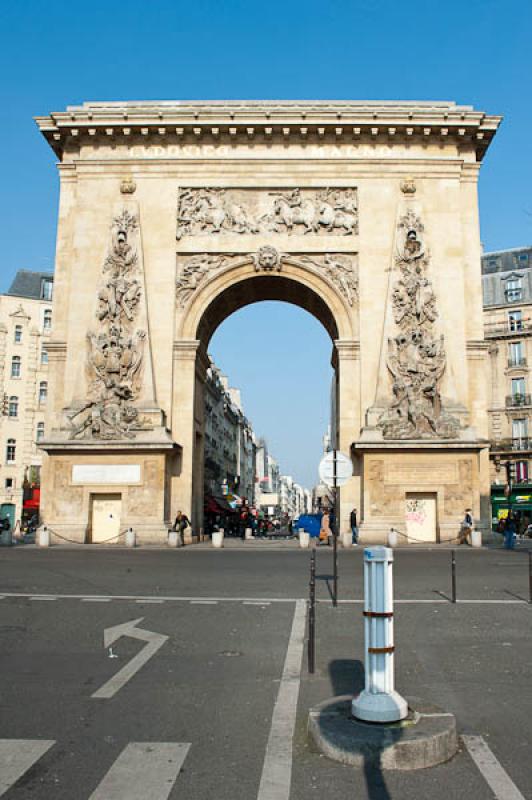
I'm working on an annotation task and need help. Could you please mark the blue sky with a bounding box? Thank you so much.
[1,0,530,487]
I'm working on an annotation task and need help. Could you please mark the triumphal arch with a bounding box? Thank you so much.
[36,101,501,544]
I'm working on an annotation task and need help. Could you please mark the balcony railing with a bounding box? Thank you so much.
[484,321,532,338]
[507,357,527,368]
[506,394,532,407]
[491,438,532,452]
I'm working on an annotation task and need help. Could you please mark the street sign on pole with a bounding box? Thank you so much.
[318,451,352,488]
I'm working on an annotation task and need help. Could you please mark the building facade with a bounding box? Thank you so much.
[36,99,500,544]
[203,359,256,507]
[0,271,54,527]
[483,247,532,512]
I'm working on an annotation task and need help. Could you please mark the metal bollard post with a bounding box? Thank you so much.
[352,546,407,723]
[333,529,338,607]
[308,549,316,674]
[529,551,532,605]
[451,550,457,604]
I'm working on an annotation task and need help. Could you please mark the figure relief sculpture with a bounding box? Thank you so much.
[176,254,229,306]
[176,187,358,238]
[299,254,358,306]
[177,189,259,239]
[68,209,151,440]
[378,210,459,440]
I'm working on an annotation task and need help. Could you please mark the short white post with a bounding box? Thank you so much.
[299,529,310,548]
[245,526,253,540]
[125,527,136,547]
[212,528,224,548]
[352,546,407,723]
[168,530,179,548]
[38,526,50,548]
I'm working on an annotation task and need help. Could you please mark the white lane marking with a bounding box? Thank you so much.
[190,600,218,605]
[0,592,301,603]
[88,742,190,800]
[455,599,525,604]
[82,597,111,602]
[30,596,57,601]
[257,599,306,800]
[462,735,527,800]
[0,739,55,796]
[244,601,271,606]
[135,599,164,604]
[92,618,169,700]
[1,592,529,606]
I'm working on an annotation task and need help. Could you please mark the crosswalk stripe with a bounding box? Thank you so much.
[0,739,55,796]
[462,736,527,800]
[88,742,190,800]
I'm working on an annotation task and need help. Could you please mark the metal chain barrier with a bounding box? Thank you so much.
[390,526,464,546]
[44,526,130,545]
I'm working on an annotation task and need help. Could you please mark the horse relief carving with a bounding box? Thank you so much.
[176,187,358,238]
[68,209,151,440]
[378,210,460,440]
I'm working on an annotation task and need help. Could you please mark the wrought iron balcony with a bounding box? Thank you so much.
[506,394,532,407]
[507,356,527,368]
[491,438,532,452]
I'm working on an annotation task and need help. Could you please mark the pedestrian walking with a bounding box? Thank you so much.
[504,513,516,550]
[459,508,473,545]
[350,507,358,545]
[173,510,190,545]
[320,510,331,545]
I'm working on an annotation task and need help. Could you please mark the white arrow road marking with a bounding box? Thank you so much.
[0,740,55,796]
[462,736,527,800]
[92,618,168,700]
[88,742,190,800]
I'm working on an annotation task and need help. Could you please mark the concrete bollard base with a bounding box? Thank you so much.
[308,695,457,770]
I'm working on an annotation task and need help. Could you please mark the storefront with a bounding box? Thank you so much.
[491,484,532,532]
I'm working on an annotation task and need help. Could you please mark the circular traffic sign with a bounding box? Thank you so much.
[318,450,352,488]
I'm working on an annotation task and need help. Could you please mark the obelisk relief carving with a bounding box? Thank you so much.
[67,206,156,440]
[377,210,460,439]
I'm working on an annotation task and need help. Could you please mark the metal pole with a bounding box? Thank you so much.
[333,449,338,607]
[308,549,316,673]
[529,551,532,605]
[451,550,457,604]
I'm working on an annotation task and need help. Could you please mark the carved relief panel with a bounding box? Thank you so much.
[67,209,153,441]
[176,187,358,239]
[377,210,460,440]
[175,250,358,307]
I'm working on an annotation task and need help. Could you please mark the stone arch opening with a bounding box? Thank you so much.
[173,259,357,536]
[197,274,339,347]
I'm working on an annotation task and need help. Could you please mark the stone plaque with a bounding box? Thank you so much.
[384,462,457,485]
[72,464,141,484]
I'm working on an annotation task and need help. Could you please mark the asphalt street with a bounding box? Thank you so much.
[0,546,531,799]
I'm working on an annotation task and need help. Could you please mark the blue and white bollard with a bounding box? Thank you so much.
[352,546,408,723]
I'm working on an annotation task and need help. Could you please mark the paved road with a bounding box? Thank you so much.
[0,547,530,799]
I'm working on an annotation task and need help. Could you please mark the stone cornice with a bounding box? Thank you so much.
[35,100,501,162]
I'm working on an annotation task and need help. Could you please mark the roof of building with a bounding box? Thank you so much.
[481,246,532,275]
[6,270,54,300]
